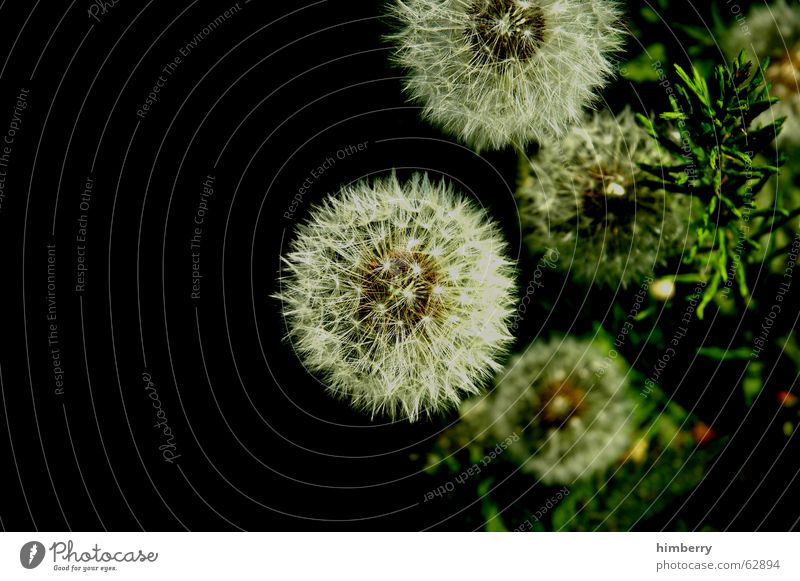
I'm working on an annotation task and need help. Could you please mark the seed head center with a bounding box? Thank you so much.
[580,168,635,223]
[465,0,547,64]
[540,381,585,427]
[359,247,444,335]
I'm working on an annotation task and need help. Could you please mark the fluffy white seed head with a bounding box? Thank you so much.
[517,107,692,288]
[389,0,625,151]
[486,336,634,484]
[723,0,800,147]
[277,173,517,422]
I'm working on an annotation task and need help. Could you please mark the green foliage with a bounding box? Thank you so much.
[621,43,667,82]
[551,411,721,531]
[419,39,799,535]
[478,478,509,532]
[637,52,785,318]
[425,387,719,532]
[742,361,764,407]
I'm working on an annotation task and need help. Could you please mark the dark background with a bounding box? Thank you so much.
[0,0,797,531]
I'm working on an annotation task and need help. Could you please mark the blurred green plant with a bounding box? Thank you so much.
[424,386,721,532]
[637,52,793,318]
[550,409,722,531]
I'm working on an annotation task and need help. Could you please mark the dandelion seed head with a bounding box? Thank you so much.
[473,336,634,484]
[389,0,625,150]
[277,173,517,421]
[518,107,692,287]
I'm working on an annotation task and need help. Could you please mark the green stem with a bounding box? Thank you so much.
[767,241,799,262]
[753,206,800,238]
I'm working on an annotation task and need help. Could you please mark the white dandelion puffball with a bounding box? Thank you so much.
[389,0,625,151]
[277,173,517,422]
[724,0,800,148]
[517,107,691,288]
[489,336,634,484]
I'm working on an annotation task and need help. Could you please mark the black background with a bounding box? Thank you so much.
[0,0,797,531]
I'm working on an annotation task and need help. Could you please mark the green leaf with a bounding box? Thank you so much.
[697,346,752,360]
[478,479,508,532]
[743,362,763,406]
[621,44,667,82]
[697,272,721,319]
[735,257,749,298]
[637,52,782,320]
